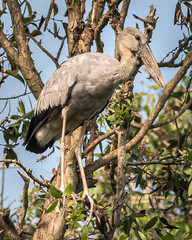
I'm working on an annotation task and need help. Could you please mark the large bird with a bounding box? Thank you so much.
[24,27,165,221]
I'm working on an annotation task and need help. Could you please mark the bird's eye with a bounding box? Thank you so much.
[135,35,140,41]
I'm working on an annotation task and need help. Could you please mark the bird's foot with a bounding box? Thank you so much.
[83,190,100,225]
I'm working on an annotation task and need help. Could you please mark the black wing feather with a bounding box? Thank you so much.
[23,106,62,153]
[23,78,77,154]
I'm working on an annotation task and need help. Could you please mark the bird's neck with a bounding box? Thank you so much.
[116,50,137,85]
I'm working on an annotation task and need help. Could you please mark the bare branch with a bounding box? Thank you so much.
[5,0,43,99]
[16,172,29,235]
[0,29,19,64]
[44,0,55,31]
[27,32,59,68]
[0,166,5,209]
[0,159,49,188]
[159,35,192,68]
[151,97,192,129]
[56,37,66,62]
[94,10,110,52]
[0,101,8,114]
[119,0,131,29]
[0,210,22,240]
[0,92,31,100]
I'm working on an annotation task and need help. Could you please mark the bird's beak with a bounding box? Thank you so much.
[140,44,165,88]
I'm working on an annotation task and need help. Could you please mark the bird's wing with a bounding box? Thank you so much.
[34,60,78,115]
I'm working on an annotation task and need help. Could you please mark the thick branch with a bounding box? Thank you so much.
[119,0,131,29]
[5,0,43,99]
[0,29,19,63]
[0,210,22,240]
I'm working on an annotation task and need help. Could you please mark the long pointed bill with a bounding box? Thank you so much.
[140,44,165,88]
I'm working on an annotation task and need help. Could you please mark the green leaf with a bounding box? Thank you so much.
[144,216,158,231]
[18,100,26,115]
[82,225,88,240]
[188,149,192,160]
[160,217,169,226]
[107,114,116,121]
[171,92,184,99]
[188,181,192,196]
[161,236,174,240]
[138,231,147,240]
[135,170,143,188]
[10,115,20,120]
[149,196,155,211]
[49,184,62,198]
[6,148,18,160]
[21,121,30,139]
[38,16,45,30]
[26,0,32,17]
[31,29,42,37]
[173,106,180,111]
[63,182,73,197]
[45,200,58,213]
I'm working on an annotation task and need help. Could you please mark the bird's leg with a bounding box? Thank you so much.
[75,122,100,224]
[60,110,78,207]
[60,109,67,192]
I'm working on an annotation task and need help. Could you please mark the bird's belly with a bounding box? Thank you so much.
[36,93,112,147]
[36,114,62,146]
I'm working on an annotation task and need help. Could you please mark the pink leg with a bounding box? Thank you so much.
[60,109,67,191]
[75,122,100,224]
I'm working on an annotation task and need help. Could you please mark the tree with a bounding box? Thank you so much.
[0,0,192,239]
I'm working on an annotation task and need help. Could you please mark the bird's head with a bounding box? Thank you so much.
[116,27,165,88]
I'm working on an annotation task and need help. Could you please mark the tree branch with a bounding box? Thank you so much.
[5,0,43,99]
[159,35,192,68]
[0,159,49,188]
[16,172,29,236]
[44,0,55,31]
[0,28,19,64]
[27,32,59,68]
[0,210,22,240]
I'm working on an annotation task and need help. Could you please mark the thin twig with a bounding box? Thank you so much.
[0,92,31,100]
[159,35,192,68]
[94,10,110,52]
[151,97,192,129]
[44,0,55,31]
[16,171,29,235]
[27,32,59,68]
[0,159,49,188]
[0,100,8,114]
[0,166,5,209]
[56,36,66,62]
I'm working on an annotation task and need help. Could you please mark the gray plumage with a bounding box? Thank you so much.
[24,27,164,153]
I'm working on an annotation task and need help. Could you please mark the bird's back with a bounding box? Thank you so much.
[24,52,121,153]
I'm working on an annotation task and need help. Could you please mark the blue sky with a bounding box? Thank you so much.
[0,0,188,210]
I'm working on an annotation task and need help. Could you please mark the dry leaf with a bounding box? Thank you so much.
[174,2,181,24]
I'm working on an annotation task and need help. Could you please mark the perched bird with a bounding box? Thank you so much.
[24,27,165,221]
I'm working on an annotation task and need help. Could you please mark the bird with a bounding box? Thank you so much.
[23,27,165,222]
